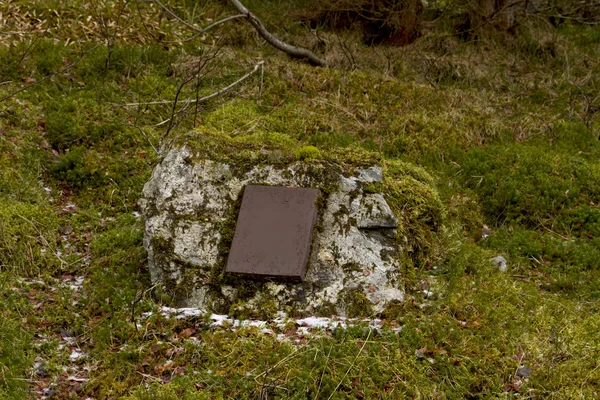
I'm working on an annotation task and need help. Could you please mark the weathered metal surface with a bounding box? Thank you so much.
[225,185,320,281]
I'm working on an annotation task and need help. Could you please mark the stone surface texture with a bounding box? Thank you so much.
[139,146,403,317]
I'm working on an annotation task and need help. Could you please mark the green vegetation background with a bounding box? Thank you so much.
[0,0,599,398]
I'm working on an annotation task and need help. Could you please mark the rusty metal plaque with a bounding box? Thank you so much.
[225,185,320,281]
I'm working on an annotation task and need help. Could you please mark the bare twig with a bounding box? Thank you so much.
[152,100,193,127]
[131,282,159,335]
[259,61,264,98]
[125,124,160,155]
[328,328,373,400]
[111,60,264,107]
[14,214,67,267]
[148,0,326,66]
[335,31,356,70]
[314,344,334,400]
[159,45,224,152]
[253,345,307,381]
[97,0,130,98]
[161,59,208,145]
[227,0,328,67]
[152,0,245,35]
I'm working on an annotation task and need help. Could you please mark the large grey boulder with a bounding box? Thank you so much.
[139,146,404,318]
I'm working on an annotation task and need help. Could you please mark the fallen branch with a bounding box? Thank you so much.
[111,60,264,107]
[228,0,327,67]
[149,0,327,66]
[153,0,246,35]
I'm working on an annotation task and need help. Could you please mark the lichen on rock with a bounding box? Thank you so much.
[139,145,405,318]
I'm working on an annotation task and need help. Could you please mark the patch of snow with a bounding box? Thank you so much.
[69,349,85,361]
[297,327,311,336]
[144,306,398,340]
[161,306,204,319]
[62,203,78,213]
[235,320,267,329]
[209,314,232,328]
[296,317,334,329]
[68,376,89,382]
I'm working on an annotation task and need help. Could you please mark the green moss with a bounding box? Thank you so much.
[43,92,126,151]
[204,99,263,134]
[455,143,600,228]
[340,288,374,318]
[2,3,600,397]
[485,227,600,274]
[85,219,147,319]
[0,200,60,276]
[341,261,362,273]
[362,182,384,194]
[50,146,108,189]
[314,301,337,317]
[0,275,32,399]
[231,293,278,320]
[444,241,494,279]
[78,43,179,83]
[179,127,377,177]
[556,205,600,238]
[384,173,445,267]
[295,145,321,161]
[380,299,404,320]
[33,39,65,76]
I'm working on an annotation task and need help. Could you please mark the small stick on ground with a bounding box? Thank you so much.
[328,328,373,400]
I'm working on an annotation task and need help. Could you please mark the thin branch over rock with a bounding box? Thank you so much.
[111,60,265,107]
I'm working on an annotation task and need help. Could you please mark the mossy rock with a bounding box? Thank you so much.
[139,131,446,317]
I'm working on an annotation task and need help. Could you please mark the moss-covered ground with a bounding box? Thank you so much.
[1,0,599,398]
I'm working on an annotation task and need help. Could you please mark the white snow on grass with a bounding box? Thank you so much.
[143,307,402,338]
[67,375,89,382]
[69,349,85,361]
[160,306,203,319]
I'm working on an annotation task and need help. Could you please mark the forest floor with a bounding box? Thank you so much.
[1,0,600,398]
